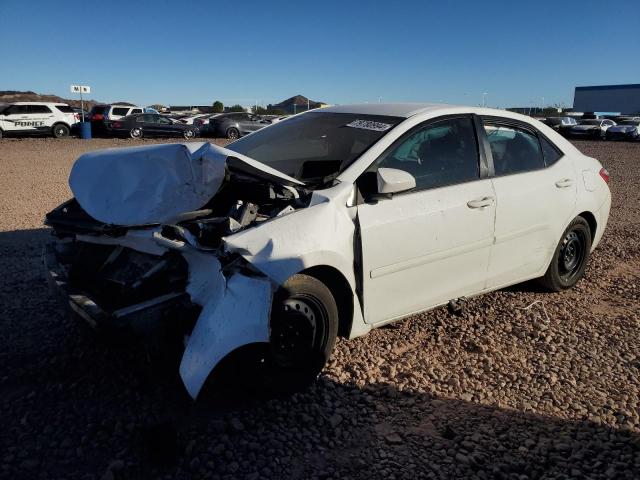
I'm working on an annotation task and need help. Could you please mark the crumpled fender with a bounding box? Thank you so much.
[223,183,358,289]
[179,271,271,399]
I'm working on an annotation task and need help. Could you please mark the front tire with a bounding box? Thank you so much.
[538,217,592,291]
[226,127,239,140]
[183,129,196,139]
[130,127,143,139]
[53,124,69,138]
[265,274,339,393]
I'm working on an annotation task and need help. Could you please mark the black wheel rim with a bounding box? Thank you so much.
[558,229,586,282]
[271,294,327,368]
[228,129,238,139]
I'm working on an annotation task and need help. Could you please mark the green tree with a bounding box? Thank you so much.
[227,104,245,112]
[212,101,224,113]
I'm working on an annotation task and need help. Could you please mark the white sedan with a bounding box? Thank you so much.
[44,104,611,399]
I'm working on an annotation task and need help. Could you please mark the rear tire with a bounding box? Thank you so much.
[226,127,239,140]
[53,124,69,138]
[130,127,143,139]
[183,129,196,139]
[538,217,592,291]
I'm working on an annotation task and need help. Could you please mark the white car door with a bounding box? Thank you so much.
[482,118,577,288]
[356,116,496,325]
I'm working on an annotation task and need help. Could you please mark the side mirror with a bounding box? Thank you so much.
[376,168,416,195]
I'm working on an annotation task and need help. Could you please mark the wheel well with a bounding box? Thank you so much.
[301,265,353,338]
[52,122,70,130]
[578,211,597,242]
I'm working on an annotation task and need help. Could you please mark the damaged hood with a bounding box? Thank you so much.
[69,142,303,226]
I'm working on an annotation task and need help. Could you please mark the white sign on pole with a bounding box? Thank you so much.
[70,85,91,94]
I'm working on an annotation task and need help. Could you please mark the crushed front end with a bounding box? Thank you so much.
[43,142,310,399]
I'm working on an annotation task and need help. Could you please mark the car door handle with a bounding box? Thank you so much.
[555,178,573,188]
[467,196,495,209]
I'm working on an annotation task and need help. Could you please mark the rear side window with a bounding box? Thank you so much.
[111,107,130,116]
[55,105,74,113]
[28,105,52,114]
[376,116,480,190]
[483,123,545,175]
[540,136,562,166]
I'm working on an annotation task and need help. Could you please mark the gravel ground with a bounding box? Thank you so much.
[0,137,638,479]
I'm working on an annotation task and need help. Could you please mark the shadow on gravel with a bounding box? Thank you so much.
[1,227,639,479]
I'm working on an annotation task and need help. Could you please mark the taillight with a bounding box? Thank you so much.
[599,167,610,184]
[112,122,121,128]
[94,114,104,121]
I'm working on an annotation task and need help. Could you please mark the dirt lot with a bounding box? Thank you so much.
[0,137,639,479]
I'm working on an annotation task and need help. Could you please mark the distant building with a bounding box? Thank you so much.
[267,95,325,115]
[573,84,640,114]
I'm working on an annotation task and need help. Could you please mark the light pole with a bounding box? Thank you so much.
[482,92,488,108]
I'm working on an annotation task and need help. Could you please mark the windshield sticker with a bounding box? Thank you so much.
[346,119,393,132]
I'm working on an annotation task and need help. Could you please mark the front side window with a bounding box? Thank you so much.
[483,123,544,175]
[375,117,479,191]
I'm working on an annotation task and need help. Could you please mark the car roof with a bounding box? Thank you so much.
[12,101,69,106]
[319,103,456,118]
[315,103,549,125]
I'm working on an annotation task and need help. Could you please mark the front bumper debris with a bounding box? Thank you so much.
[43,242,198,335]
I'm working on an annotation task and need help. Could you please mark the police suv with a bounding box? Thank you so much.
[0,102,79,139]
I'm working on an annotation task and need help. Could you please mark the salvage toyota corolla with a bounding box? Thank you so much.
[44,104,611,399]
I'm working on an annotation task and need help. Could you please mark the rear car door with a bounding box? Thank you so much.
[482,117,577,288]
[356,115,496,325]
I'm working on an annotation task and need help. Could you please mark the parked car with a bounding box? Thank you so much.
[72,107,90,122]
[88,104,144,134]
[604,119,640,141]
[568,119,616,139]
[208,112,270,139]
[543,116,577,137]
[44,104,611,399]
[180,113,211,125]
[0,102,79,139]
[107,113,198,139]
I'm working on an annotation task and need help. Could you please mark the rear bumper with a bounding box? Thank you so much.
[592,191,611,251]
[43,242,196,335]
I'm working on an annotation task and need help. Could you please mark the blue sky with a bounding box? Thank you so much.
[1,0,638,109]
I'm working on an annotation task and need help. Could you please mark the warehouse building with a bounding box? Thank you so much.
[573,84,640,114]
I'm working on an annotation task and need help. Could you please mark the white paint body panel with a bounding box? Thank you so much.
[486,156,577,286]
[357,179,496,324]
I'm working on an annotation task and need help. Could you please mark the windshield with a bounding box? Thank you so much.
[580,120,601,125]
[226,112,402,182]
